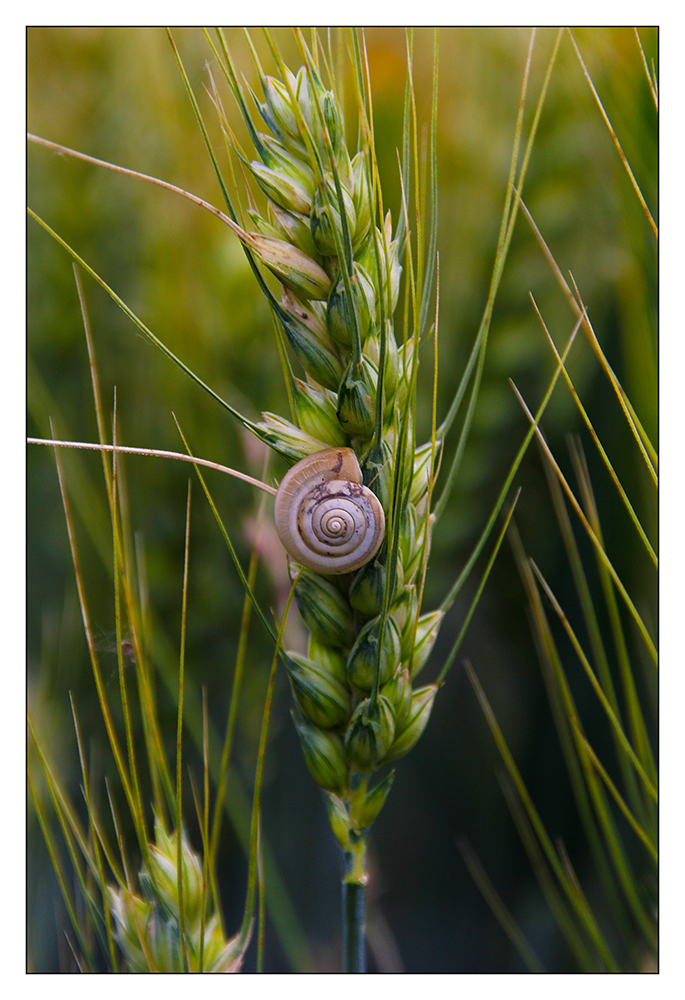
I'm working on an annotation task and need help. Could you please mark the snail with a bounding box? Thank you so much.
[274,448,385,574]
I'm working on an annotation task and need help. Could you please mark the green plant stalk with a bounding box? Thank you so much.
[541,453,646,826]
[238,572,303,952]
[512,384,657,666]
[27,770,96,972]
[208,470,271,887]
[465,660,619,971]
[342,838,368,973]
[533,299,656,566]
[69,696,118,970]
[457,839,544,973]
[569,442,658,788]
[518,199,657,479]
[75,268,171,822]
[508,523,634,945]
[174,484,192,969]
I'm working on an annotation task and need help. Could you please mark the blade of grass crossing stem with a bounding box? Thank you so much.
[111,417,151,855]
[51,440,140,840]
[568,272,657,480]
[569,722,658,949]
[571,720,658,865]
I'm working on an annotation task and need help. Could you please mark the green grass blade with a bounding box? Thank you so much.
[512,385,657,667]
[457,839,545,973]
[509,523,634,942]
[436,491,520,684]
[571,721,657,866]
[532,296,656,567]
[569,442,658,789]
[27,208,267,443]
[28,767,97,973]
[540,455,648,826]
[567,29,657,238]
[529,561,657,803]
[464,660,619,971]
[518,198,658,478]
[69,696,118,969]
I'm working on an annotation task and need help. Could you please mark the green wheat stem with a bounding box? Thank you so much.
[74,267,170,822]
[343,843,367,972]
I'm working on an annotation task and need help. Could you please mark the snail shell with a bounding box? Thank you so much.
[274,448,385,575]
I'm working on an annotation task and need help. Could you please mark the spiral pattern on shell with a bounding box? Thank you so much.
[274,448,385,574]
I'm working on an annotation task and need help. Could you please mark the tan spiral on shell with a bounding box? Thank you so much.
[274,448,385,574]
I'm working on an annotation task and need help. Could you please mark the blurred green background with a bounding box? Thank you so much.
[28,27,657,973]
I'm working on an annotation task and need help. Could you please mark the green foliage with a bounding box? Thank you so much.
[28,27,657,973]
